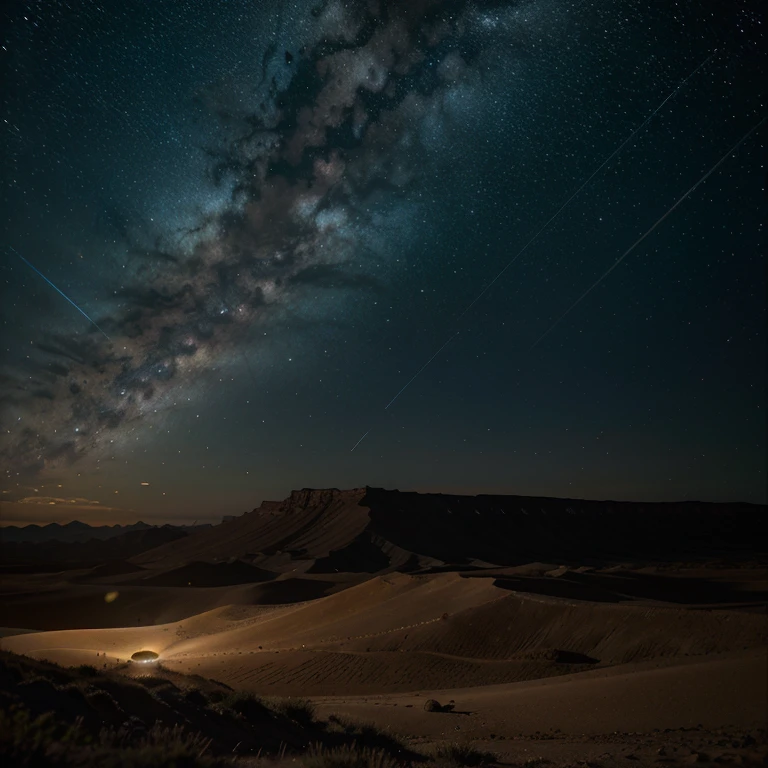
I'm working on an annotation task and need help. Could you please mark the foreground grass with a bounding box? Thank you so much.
[325,714,408,755]
[0,707,230,768]
[302,743,402,768]
[0,651,506,767]
[0,651,425,767]
[271,697,316,726]
[0,706,417,768]
[431,742,497,767]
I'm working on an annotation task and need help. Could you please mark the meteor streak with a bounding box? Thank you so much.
[530,115,766,349]
[350,429,370,452]
[10,246,111,340]
[384,330,461,411]
[362,49,717,436]
[348,330,460,450]
[454,48,718,323]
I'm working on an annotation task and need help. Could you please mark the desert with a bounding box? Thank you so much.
[2,2,766,764]
[2,487,766,766]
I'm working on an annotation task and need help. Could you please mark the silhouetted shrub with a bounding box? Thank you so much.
[84,689,123,720]
[219,691,271,720]
[325,717,407,755]
[0,706,231,767]
[302,742,400,768]
[0,706,79,767]
[273,697,316,725]
[432,742,496,766]
[207,689,226,704]
[94,723,229,767]
[75,665,99,677]
[183,687,209,707]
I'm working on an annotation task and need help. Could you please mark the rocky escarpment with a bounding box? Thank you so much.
[362,487,767,565]
[132,487,767,571]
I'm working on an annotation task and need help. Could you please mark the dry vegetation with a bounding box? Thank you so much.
[0,650,496,767]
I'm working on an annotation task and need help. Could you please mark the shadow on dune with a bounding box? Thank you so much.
[307,535,422,575]
[492,576,622,603]
[489,570,768,606]
[567,570,768,605]
[554,650,600,664]
[129,561,278,588]
[307,536,392,574]
[76,560,146,581]
[250,578,337,604]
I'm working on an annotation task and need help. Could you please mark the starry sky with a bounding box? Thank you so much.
[1,0,765,526]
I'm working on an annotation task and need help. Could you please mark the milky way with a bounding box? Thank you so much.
[3,0,498,474]
[1,0,765,521]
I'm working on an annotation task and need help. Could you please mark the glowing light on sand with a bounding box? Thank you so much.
[131,650,159,663]
[104,591,119,603]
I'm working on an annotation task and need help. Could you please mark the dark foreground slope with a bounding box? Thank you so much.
[134,487,768,571]
[6,649,765,768]
[0,650,419,767]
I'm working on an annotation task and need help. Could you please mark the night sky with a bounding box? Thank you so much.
[1,0,765,526]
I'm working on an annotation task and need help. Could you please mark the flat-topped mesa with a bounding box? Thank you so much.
[248,489,368,518]
[132,486,767,570]
[359,488,767,565]
[253,500,284,517]
[283,487,368,510]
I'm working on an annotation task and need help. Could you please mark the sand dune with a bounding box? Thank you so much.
[4,571,765,699]
[312,650,767,738]
[0,582,255,631]
[339,588,768,663]
[0,575,341,631]
[4,487,766,765]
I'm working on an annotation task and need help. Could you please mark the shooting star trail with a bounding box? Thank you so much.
[9,246,111,340]
[530,115,766,350]
[348,330,460,450]
[347,50,719,451]
[385,330,462,411]
[350,429,370,452]
[363,49,716,426]
[454,48,718,324]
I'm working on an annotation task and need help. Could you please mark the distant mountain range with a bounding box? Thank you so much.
[0,520,207,544]
[4,489,765,575]
[0,523,216,570]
